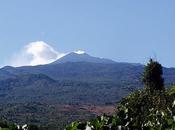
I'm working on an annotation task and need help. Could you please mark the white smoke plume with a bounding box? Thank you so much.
[9,41,65,67]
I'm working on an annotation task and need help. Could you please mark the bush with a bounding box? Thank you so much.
[65,60,175,130]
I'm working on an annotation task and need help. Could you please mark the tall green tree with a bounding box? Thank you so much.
[142,59,164,91]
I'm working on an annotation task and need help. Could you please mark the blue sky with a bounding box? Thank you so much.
[0,0,175,67]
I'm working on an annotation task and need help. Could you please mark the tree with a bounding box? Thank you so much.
[27,124,39,130]
[9,124,18,130]
[142,59,164,91]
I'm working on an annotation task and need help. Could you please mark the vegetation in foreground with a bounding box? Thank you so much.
[65,59,175,130]
[1,59,175,130]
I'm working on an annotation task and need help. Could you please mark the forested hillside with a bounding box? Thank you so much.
[0,60,175,129]
[65,60,175,130]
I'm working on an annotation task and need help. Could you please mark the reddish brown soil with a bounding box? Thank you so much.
[55,104,116,116]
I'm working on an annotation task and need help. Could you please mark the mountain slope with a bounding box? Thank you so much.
[0,73,135,105]
[52,52,116,64]
[0,56,175,129]
[0,52,175,105]
[0,62,174,105]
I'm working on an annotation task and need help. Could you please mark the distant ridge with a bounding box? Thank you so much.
[52,52,116,64]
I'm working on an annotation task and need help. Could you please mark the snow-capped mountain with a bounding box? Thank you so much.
[52,51,116,64]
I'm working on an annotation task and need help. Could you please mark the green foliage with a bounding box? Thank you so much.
[167,85,175,96]
[0,119,8,128]
[27,124,39,130]
[8,124,18,130]
[65,87,175,130]
[142,59,164,91]
[1,128,9,130]
[2,60,175,130]
[65,60,175,130]
[0,122,18,130]
[64,122,79,130]
[0,123,41,130]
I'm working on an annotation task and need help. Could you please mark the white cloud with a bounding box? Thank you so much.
[8,41,65,67]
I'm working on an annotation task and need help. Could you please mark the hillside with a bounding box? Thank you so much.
[0,56,175,129]
[65,60,175,130]
[0,62,175,105]
[0,59,175,130]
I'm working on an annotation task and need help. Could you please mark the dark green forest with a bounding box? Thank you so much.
[1,60,175,130]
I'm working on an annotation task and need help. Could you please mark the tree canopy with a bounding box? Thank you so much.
[142,59,164,91]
